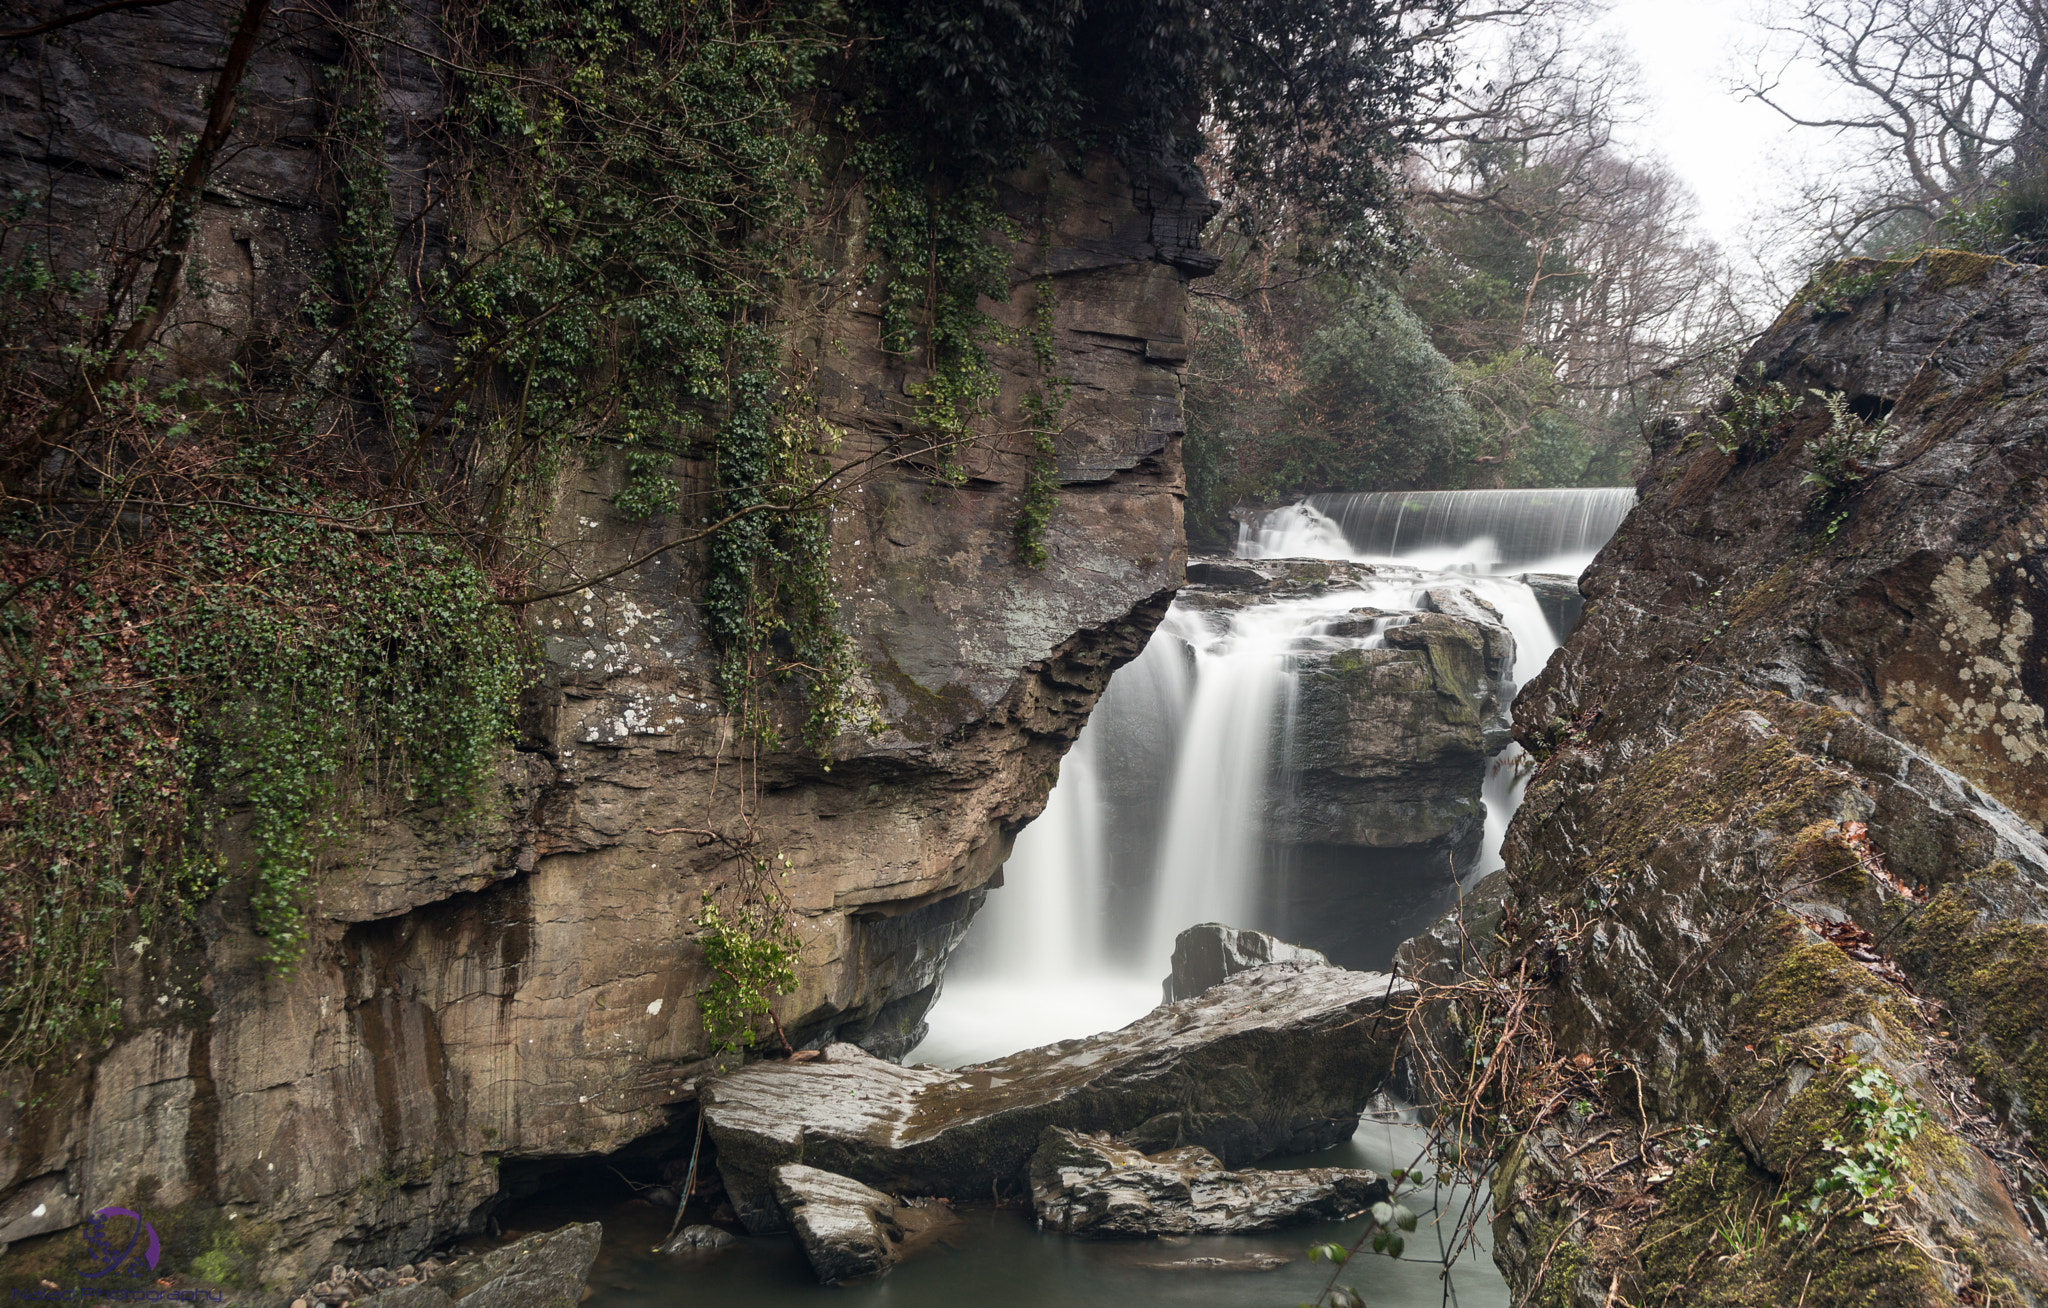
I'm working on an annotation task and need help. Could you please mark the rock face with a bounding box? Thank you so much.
[1279,605,1513,850]
[699,964,1412,1233]
[1518,573,1584,642]
[1162,923,1330,1002]
[1402,250,2048,1307]
[346,1222,603,1308]
[1027,1126,1385,1238]
[771,1164,954,1285]
[0,4,1200,1285]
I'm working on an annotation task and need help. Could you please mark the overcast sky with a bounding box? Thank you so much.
[1596,0,1851,258]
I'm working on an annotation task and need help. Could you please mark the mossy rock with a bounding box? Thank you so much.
[1894,862,2048,1139]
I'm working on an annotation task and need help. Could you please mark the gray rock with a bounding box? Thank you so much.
[771,1164,957,1284]
[1269,608,1512,850]
[1028,1127,1386,1238]
[1162,923,1330,1001]
[351,1222,601,1308]
[701,965,1412,1233]
[1185,560,1271,588]
[1516,572,1583,641]
[656,1224,735,1255]
[1144,1253,1292,1271]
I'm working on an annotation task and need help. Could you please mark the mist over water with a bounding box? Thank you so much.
[916,489,1632,1069]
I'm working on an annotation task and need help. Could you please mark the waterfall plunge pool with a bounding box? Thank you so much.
[573,489,1633,1307]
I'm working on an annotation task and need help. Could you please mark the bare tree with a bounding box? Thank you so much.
[1741,0,2048,255]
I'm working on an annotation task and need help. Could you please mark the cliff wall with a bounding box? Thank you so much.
[0,0,1199,1282]
[1407,249,2048,1306]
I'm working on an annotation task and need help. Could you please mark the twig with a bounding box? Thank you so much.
[660,1111,706,1247]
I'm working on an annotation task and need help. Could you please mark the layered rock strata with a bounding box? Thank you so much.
[344,1222,602,1308]
[698,963,1412,1234]
[1027,1126,1385,1238]
[1398,249,2048,1307]
[0,2,1203,1286]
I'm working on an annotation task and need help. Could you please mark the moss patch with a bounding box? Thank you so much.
[1592,698,1850,873]
[1630,1138,1946,1308]
[1895,863,2048,1137]
[1917,248,2003,295]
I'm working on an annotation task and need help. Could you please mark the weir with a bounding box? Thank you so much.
[915,488,1634,1068]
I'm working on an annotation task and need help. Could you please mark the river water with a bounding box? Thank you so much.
[576,488,1633,1307]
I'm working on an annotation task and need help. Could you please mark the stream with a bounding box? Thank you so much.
[576,488,1634,1307]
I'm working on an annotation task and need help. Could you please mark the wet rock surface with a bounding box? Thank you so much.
[1162,923,1330,1001]
[341,1222,602,1308]
[772,1163,957,1284]
[1403,250,2048,1307]
[1027,1126,1385,1238]
[700,963,1412,1233]
[654,1224,735,1255]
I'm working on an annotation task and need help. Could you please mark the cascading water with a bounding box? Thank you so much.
[915,489,1634,1069]
[1244,487,1637,575]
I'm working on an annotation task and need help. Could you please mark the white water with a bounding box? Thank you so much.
[913,489,1631,1069]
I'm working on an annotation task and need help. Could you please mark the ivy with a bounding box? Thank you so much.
[1777,1063,1929,1233]
[0,480,525,1060]
[852,134,1017,485]
[1015,277,1066,567]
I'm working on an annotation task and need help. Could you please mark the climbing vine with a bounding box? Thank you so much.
[0,471,524,1061]
[851,134,1018,485]
[1776,1062,1929,1233]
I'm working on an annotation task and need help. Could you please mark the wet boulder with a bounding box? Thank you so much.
[1516,572,1583,641]
[1270,606,1512,850]
[655,1224,735,1255]
[772,1164,956,1284]
[1161,922,1329,1001]
[700,963,1412,1233]
[1027,1127,1386,1238]
[347,1222,602,1308]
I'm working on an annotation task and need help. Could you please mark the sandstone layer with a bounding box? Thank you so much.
[0,0,1203,1285]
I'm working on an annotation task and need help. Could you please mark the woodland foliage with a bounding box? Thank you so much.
[1181,0,1753,542]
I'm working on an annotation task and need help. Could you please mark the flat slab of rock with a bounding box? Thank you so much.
[1162,923,1329,1001]
[772,1163,957,1284]
[701,963,1411,1232]
[1028,1126,1385,1238]
[349,1222,601,1308]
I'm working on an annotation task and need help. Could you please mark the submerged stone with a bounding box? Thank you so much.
[655,1223,735,1255]
[700,964,1411,1233]
[1161,922,1330,1001]
[1027,1126,1385,1238]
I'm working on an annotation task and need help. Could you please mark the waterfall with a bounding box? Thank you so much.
[914,488,1634,1067]
[979,728,1105,976]
[1242,488,1636,578]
